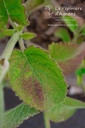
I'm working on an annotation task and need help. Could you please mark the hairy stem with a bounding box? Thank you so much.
[19,37,25,52]
[0,83,4,127]
[1,31,22,60]
[44,112,51,128]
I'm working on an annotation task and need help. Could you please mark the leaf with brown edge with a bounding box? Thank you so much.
[49,43,85,75]
[58,51,84,75]
[7,46,67,111]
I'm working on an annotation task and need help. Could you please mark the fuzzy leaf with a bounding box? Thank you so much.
[0,0,28,29]
[49,43,85,75]
[21,32,36,40]
[0,103,39,128]
[58,54,84,75]
[63,97,85,109]
[62,16,78,32]
[46,103,75,123]
[55,27,71,42]
[48,43,83,61]
[46,97,85,123]
[2,29,15,36]
[8,46,67,111]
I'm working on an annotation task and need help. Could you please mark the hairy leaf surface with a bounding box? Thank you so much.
[63,97,85,109]
[8,46,67,111]
[49,43,85,75]
[48,43,84,61]
[46,97,85,123]
[0,103,39,128]
[0,0,27,29]
[46,103,75,123]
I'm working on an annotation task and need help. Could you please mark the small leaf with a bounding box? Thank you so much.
[0,103,39,128]
[76,68,85,76]
[16,25,23,31]
[8,46,67,111]
[55,27,71,42]
[62,16,78,32]
[2,29,15,36]
[21,32,36,40]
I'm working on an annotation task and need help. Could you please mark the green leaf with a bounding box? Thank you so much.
[76,67,85,86]
[76,36,85,44]
[0,0,8,29]
[0,29,15,39]
[63,97,85,109]
[16,25,23,31]
[8,46,67,111]
[0,0,28,29]
[46,97,85,123]
[81,29,85,36]
[76,68,85,76]
[0,103,39,128]
[0,32,5,39]
[48,43,81,61]
[48,43,85,75]
[46,103,76,123]
[62,16,78,32]
[21,32,36,40]
[2,29,15,36]
[55,27,71,42]
[26,0,45,14]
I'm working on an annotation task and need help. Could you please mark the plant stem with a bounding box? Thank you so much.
[19,37,25,52]
[1,31,22,60]
[0,83,4,127]
[44,112,51,128]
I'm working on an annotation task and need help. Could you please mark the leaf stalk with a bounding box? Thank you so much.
[44,112,51,128]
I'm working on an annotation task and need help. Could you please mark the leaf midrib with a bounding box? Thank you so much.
[3,0,9,17]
